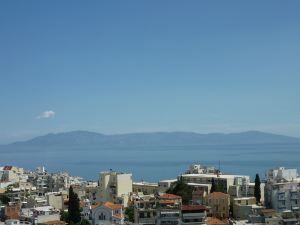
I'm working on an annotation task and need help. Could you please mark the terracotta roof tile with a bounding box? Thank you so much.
[113,213,123,219]
[159,194,181,200]
[207,217,228,225]
[182,205,206,211]
[207,192,228,198]
[103,202,122,210]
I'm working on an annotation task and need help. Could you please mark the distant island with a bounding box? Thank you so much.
[1,130,300,150]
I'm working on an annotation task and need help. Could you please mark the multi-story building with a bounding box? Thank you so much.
[98,171,132,207]
[133,195,156,225]
[185,164,220,175]
[181,205,207,225]
[232,197,258,220]
[204,192,230,219]
[133,182,158,195]
[158,180,177,194]
[180,174,250,194]
[265,167,300,215]
[156,194,182,225]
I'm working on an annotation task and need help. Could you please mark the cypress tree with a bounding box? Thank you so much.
[68,186,81,223]
[166,176,193,204]
[254,174,261,204]
[210,178,216,193]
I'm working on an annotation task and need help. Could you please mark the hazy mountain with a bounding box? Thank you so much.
[1,130,300,150]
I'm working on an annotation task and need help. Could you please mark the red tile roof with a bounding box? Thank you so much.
[103,202,122,210]
[3,166,12,171]
[207,217,228,225]
[207,192,228,198]
[113,213,124,219]
[159,194,181,200]
[182,205,206,211]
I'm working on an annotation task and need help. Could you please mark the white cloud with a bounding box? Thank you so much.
[37,110,56,119]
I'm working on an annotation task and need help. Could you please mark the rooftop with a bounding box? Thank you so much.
[182,205,206,211]
[159,194,182,200]
[103,202,122,210]
[207,192,228,198]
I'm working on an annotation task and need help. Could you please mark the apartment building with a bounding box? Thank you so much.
[98,171,132,206]
[133,182,158,195]
[181,174,250,193]
[265,167,300,215]
[181,205,207,225]
[204,192,230,219]
[156,194,182,225]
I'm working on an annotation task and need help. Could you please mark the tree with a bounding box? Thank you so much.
[78,219,91,225]
[60,211,69,222]
[254,174,261,204]
[68,186,81,224]
[0,194,10,204]
[125,207,134,222]
[166,176,193,204]
[210,178,216,193]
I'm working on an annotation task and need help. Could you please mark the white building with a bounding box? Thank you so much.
[180,173,250,193]
[158,179,177,194]
[97,171,132,207]
[266,167,298,182]
[265,167,300,215]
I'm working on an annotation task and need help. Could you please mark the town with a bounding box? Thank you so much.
[0,164,299,225]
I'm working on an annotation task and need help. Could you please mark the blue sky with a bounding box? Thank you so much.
[0,1,300,143]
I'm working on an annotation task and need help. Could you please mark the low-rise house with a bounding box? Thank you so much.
[265,210,298,225]
[20,206,60,225]
[80,199,100,222]
[4,219,31,225]
[91,202,124,225]
[207,217,228,225]
[204,192,230,219]
[5,203,20,220]
[39,221,66,225]
[181,205,207,225]
[232,197,257,219]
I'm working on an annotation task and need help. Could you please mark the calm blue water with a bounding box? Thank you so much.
[1,143,300,182]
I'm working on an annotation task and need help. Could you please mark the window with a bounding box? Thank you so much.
[99,213,106,220]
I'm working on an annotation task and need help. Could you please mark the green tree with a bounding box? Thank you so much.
[60,211,69,222]
[125,207,134,222]
[0,194,10,204]
[68,186,81,224]
[210,178,216,193]
[166,176,192,204]
[254,174,261,204]
[77,219,91,225]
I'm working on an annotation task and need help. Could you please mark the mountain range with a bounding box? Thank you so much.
[1,130,300,150]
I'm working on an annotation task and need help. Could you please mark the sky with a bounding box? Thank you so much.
[0,1,300,144]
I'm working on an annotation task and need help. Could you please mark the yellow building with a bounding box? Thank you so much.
[205,192,230,219]
[232,197,257,220]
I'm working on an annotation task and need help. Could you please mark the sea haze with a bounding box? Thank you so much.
[0,130,300,182]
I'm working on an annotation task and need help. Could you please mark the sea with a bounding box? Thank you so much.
[1,143,300,182]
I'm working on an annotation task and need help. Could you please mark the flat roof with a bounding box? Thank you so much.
[181,174,249,179]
